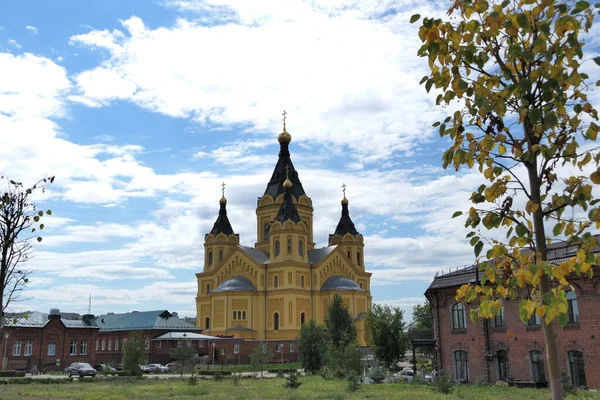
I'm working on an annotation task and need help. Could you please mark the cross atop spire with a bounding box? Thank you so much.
[342,183,347,198]
[282,110,287,130]
[285,165,290,180]
[221,182,226,197]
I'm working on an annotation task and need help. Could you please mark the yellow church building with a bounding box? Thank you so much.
[195,123,372,346]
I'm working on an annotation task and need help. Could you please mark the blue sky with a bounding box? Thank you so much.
[0,0,598,319]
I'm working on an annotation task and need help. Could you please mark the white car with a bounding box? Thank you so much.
[393,369,432,383]
[148,363,169,373]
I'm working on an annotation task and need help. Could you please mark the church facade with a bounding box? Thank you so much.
[195,124,372,345]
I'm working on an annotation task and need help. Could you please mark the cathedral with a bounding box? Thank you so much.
[195,122,372,346]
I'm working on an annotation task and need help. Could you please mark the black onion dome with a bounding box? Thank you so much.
[321,275,362,291]
[264,139,306,199]
[208,198,235,236]
[333,200,359,236]
[213,276,256,293]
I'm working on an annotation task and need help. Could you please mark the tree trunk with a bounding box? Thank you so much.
[525,135,564,400]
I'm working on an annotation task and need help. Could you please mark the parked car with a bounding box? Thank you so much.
[148,364,169,373]
[66,362,96,378]
[139,365,152,373]
[393,369,432,383]
[165,362,179,371]
[94,364,117,372]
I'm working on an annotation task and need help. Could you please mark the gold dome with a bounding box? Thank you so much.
[283,178,292,188]
[341,196,348,205]
[220,195,227,204]
[278,127,292,144]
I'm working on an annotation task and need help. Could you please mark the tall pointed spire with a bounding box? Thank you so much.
[276,165,301,223]
[333,183,359,236]
[209,183,235,235]
[264,112,307,199]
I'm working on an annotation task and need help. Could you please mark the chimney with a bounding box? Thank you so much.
[82,314,95,326]
[172,312,179,318]
[49,308,61,320]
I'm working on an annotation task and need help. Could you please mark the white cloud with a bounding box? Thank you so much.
[69,1,448,163]
[25,25,38,35]
[7,39,22,49]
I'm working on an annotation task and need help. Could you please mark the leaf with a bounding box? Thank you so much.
[516,14,529,28]
[516,224,528,237]
[410,14,421,23]
[591,170,600,184]
[470,236,480,246]
[594,57,600,66]
[553,222,564,236]
[474,241,484,257]
[46,210,52,215]
[452,211,463,218]
[37,237,42,242]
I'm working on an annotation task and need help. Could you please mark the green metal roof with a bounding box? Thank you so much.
[96,310,200,332]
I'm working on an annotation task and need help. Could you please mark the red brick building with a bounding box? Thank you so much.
[425,243,600,389]
[1,309,201,371]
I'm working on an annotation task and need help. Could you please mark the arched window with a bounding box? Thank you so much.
[108,339,112,351]
[219,249,223,262]
[274,275,279,288]
[359,283,363,288]
[451,303,466,330]
[568,350,586,387]
[115,339,119,351]
[144,338,150,350]
[494,304,505,328]
[207,283,211,294]
[299,240,304,256]
[300,275,305,288]
[275,240,280,256]
[274,313,280,330]
[208,251,213,265]
[264,222,270,240]
[237,311,242,320]
[242,311,246,320]
[233,311,237,320]
[205,317,210,330]
[287,238,292,254]
[357,251,361,266]
[300,312,306,326]
[347,250,351,259]
[101,339,106,351]
[453,350,469,383]
[567,291,579,324]
[497,350,508,380]
[530,350,545,382]
[95,339,99,351]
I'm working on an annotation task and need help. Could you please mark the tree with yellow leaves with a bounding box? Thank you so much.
[412,0,599,398]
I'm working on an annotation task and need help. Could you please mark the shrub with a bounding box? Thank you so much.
[346,370,361,393]
[283,369,302,390]
[197,370,232,376]
[431,370,455,394]
[213,371,223,382]
[474,375,488,386]
[0,371,26,377]
[369,367,386,384]
[232,372,241,386]
[187,375,198,386]
[561,372,577,395]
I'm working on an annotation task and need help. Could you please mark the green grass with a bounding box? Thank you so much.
[0,377,597,400]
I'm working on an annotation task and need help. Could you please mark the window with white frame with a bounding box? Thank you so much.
[145,338,150,350]
[567,291,580,324]
[108,339,112,351]
[200,340,205,348]
[24,340,32,356]
[101,339,106,351]
[289,344,295,352]
[115,339,119,351]
[80,340,88,356]
[275,344,281,353]
[13,341,22,356]
[494,304,505,328]
[95,339,99,351]
[451,303,466,330]
[156,340,161,349]
[530,350,545,382]
[47,343,56,356]
[69,340,77,355]
[234,344,239,354]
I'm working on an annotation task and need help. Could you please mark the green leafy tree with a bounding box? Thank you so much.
[298,319,327,374]
[325,293,356,349]
[0,177,54,330]
[249,342,272,378]
[123,332,146,376]
[412,1,599,398]
[365,304,408,370]
[324,341,363,379]
[169,343,198,378]
[410,301,432,331]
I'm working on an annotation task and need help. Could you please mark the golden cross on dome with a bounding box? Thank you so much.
[282,110,287,130]
[285,165,290,180]
[342,183,347,198]
[221,182,226,197]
